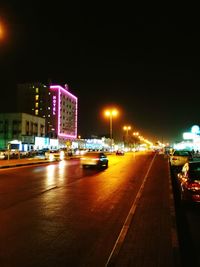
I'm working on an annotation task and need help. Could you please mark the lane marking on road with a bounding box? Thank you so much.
[105,153,157,267]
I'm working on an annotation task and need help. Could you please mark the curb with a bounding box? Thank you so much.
[0,160,50,169]
[0,156,80,169]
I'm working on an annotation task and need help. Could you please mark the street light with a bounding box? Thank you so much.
[133,132,139,137]
[123,126,131,135]
[133,132,139,150]
[123,126,131,149]
[104,109,118,150]
[0,23,3,40]
[0,20,6,41]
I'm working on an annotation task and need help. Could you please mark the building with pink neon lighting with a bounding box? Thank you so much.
[49,85,78,141]
[17,83,78,143]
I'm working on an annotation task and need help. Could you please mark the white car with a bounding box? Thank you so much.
[0,150,6,159]
[80,152,108,169]
[169,150,192,168]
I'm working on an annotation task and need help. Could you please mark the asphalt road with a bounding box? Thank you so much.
[0,152,175,267]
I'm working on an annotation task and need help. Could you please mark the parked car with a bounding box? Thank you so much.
[177,161,200,203]
[80,152,108,169]
[0,149,22,159]
[0,150,6,159]
[45,150,65,161]
[169,150,193,170]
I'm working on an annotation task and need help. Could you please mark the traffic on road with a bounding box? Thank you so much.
[0,150,200,266]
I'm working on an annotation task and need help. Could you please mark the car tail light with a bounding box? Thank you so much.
[172,157,178,161]
[92,157,99,161]
[186,181,200,191]
[192,195,200,201]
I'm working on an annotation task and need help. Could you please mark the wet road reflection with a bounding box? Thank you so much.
[0,152,154,266]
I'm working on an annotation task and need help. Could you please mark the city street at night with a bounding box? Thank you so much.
[0,152,180,267]
[1,7,200,267]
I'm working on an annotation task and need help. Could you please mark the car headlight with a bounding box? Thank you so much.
[60,151,64,160]
[49,154,54,161]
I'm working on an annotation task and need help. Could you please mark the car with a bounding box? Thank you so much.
[0,149,20,159]
[0,150,6,159]
[177,161,200,203]
[116,150,124,155]
[80,152,108,169]
[169,150,193,170]
[45,150,65,161]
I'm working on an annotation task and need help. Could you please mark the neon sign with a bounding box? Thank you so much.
[52,95,57,115]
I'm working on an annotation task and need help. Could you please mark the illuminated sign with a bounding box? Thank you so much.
[35,137,49,146]
[183,132,195,140]
[52,95,57,115]
[191,125,200,134]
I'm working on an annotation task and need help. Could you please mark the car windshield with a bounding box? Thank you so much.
[173,151,191,156]
[189,163,200,180]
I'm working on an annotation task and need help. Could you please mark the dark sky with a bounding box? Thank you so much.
[0,3,200,144]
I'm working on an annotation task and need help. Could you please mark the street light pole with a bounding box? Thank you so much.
[123,126,131,149]
[110,114,113,141]
[105,109,118,151]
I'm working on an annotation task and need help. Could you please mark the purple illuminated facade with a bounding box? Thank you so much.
[50,85,78,140]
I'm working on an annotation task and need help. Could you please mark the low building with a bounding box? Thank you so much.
[0,113,45,150]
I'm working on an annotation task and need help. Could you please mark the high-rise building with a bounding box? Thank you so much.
[49,84,78,141]
[17,83,78,143]
[17,83,50,118]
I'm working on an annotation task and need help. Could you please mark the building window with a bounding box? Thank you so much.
[35,102,39,108]
[35,109,38,116]
[26,121,29,135]
[33,123,38,135]
[12,120,21,134]
[35,95,39,101]
[36,88,39,93]
[30,122,33,135]
[40,124,44,136]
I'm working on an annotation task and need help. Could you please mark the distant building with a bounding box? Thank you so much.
[17,83,78,145]
[0,113,45,150]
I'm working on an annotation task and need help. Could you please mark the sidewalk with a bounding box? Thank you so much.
[0,157,50,169]
[0,155,80,169]
[107,154,181,267]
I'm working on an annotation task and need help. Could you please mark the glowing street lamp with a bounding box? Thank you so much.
[123,125,131,135]
[133,132,139,137]
[0,20,6,41]
[132,132,139,149]
[123,126,131,149]
[104,109,118,149]
[0,24,3,40]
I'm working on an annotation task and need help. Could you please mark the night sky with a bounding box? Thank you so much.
[0,3,200,144]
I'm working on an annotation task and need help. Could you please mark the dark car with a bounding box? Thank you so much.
[177,161,200,203]
[116,150,124,156]
[80,152,108,169]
